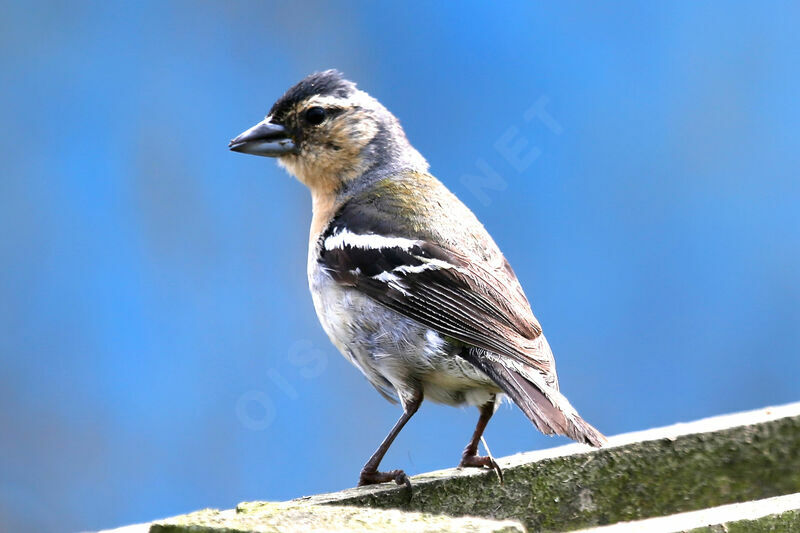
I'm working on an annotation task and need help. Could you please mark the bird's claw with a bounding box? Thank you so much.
[358,469,412,492]
[458,454,504,483]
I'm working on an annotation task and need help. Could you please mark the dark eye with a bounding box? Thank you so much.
[304,106,326,125]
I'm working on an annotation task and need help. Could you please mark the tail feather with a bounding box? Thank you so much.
[476,355,606,447]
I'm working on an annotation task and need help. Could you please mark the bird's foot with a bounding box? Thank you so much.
[358,468,412,491]
[459,454,504,483]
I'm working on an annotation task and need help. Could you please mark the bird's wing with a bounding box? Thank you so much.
[317,184,555,380]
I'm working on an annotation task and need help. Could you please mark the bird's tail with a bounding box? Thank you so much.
[474,353,606,447]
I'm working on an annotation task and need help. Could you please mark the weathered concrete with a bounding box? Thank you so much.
[574,492,800,533]
[148,502,524,532]
[301,403,800,531]
[99,402,800,533]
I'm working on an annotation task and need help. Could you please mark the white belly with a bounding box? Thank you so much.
[307,261,501,406]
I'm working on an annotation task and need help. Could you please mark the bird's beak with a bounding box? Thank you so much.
[228,118,297,157]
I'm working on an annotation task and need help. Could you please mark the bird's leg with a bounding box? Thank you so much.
[458,397,503,482]
[358,389,422,489]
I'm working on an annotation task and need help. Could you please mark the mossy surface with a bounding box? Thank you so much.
[137,405,800,533]
[300,411,800,532]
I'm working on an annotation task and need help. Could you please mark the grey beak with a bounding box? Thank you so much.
[229,119,297,157]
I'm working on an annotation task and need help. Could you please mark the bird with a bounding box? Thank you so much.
[229,70,605,489]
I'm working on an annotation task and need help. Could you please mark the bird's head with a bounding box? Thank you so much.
[229,70,427,193]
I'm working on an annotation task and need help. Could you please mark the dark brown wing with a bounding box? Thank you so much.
[319,225,556,378]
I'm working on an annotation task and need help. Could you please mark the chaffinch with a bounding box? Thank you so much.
[229,70,605,488]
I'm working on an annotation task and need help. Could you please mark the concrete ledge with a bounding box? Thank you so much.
[101,402,800,532]
[574,492,800,533]
[148,503,524,533]
[300,402,800,531]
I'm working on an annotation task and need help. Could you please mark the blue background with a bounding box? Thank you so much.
[2,2,799,531]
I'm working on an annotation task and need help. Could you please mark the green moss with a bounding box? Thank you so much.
[301,413,800,531]
[141,406,800,533]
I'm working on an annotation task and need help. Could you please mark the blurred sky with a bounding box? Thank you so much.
[1,2,799,532]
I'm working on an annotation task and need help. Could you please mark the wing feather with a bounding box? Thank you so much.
[320,230,554,377]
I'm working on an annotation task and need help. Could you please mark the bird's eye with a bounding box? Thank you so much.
[304,106,327,125]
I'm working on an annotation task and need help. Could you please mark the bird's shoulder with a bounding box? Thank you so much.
[328,172,502,261]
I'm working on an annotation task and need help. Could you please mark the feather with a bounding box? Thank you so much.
[463,349,606,447]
